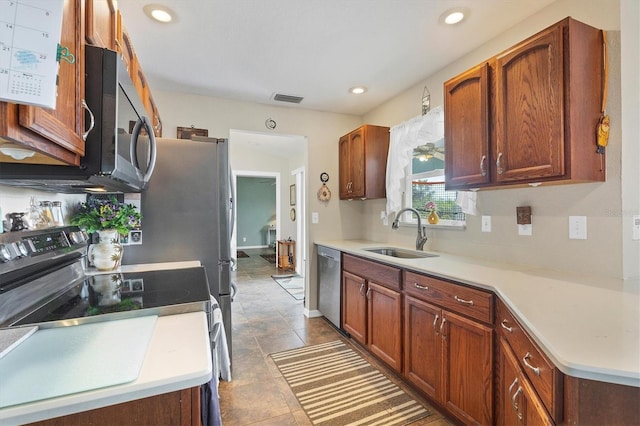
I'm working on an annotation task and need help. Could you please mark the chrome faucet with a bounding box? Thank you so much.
[392,208,428,251]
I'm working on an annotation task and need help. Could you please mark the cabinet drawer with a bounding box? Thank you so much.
[404,271,493,323]
[497,300,562,421]
[343,254,401,291]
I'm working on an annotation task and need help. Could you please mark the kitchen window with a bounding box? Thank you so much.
[401,145,466,227]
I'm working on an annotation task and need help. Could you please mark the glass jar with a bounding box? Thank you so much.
[51,201,64,226]
[39,201,54,227]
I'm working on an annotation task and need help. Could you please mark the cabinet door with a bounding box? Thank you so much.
[494,24,564,183]
[338,134,351,199]
[342,271,367,344]
[498,338,554,426]
[347,127,366,198]
[403,295,442,400]
[444,62,490,189]
[367,281,402,372]
[85,0,117,49]
[1,0,85,165]
[441,310,493,425]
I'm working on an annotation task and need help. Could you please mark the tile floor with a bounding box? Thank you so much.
[218,247,454,425]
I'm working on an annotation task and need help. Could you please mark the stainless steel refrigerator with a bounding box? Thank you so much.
[123,137,234,358]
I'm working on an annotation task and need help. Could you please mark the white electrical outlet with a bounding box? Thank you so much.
[569,216,587,240]
[482,216,492,232]
[518,224,532,236]
[633,215,640,240]
[312,212,319,224]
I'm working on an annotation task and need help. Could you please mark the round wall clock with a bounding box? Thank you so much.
[290,208,296,221]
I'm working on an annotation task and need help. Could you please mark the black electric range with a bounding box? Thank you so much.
[0,227,212,330]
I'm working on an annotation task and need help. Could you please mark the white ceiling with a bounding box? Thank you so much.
[118,1,559,117]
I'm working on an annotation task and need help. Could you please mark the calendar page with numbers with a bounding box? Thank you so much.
[0,0,64,109]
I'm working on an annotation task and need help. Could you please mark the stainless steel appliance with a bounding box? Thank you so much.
[122,137,235,359]
[317,245,341,329]
[0,46,156,194]
[0,227,212,330]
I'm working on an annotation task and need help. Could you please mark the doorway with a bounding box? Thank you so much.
[229,129,307,278]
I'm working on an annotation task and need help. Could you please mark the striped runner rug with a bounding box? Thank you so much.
[271,340,430,426]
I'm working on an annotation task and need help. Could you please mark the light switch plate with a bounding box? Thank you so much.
[482,216,491,232]
[311,212,319,224]
[632,215,640,240]
[569,216,587,240]
[518,224,532,236]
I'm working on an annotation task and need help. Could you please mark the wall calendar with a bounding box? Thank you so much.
[0,0,64,109]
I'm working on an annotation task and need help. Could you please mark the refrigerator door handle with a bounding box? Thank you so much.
[230,281,238,302]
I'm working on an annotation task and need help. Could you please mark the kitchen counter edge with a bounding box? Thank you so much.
[0,311,212,425]
[315,240,640,388]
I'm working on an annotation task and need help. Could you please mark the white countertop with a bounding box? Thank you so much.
[0,258,212,425]
[316,240,640,388]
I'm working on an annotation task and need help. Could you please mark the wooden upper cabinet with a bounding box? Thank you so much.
[444,63,490,188]
[339,125,389,200]
[494,23,564,183]
[445,17,604,190]
[0,0,85,166]
[115,11,136,76]
[85,0,117,49]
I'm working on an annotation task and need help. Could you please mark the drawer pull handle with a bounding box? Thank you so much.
[523,352,541,376]
[414,283,429,290]
[433,314,440,336]
[454,295,474,306]
[501,319,513,333]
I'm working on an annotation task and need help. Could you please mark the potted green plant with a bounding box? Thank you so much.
[70,197,142,270]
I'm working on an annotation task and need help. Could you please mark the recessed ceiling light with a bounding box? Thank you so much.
[143,4,175,23]
[349,86,367,95]
[441,8,467,25]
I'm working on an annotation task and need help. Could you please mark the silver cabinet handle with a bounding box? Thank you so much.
[433,314,440,336]
[512,386,523,417]
[414,283,429,290]
[497,152,504,175]
[501,319,513,333]
[508,377,519,395]
[81,99,95,141]
[480,155,487,177]
[523,352,541,376]
[359,283,365,296]
[454,295,474,306]
[439,317,447,340]
[365,287,371,300]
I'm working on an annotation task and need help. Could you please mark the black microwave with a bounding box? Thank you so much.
[0,46,156,193]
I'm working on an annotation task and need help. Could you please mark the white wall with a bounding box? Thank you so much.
[363,0,638,280]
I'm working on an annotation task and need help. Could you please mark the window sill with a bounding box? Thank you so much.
[399,220,466,230]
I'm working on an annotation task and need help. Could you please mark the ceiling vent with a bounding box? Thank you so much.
[273,93,303,104]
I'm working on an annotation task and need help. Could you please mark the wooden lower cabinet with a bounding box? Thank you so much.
[403,295,493,425]
[498,337,554,425]
[342,269,402,373]
[342,270,367,344]
[27,387,202,426]
[367,281,402,372]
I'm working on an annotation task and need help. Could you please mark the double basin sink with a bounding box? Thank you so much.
[363,247,438,259]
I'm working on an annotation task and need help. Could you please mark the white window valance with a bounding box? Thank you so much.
[385,105,444,216]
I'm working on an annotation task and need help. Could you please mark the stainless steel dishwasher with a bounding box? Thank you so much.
[317,246,341,329]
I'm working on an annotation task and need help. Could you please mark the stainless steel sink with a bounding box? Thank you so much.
[363,247,439,259]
